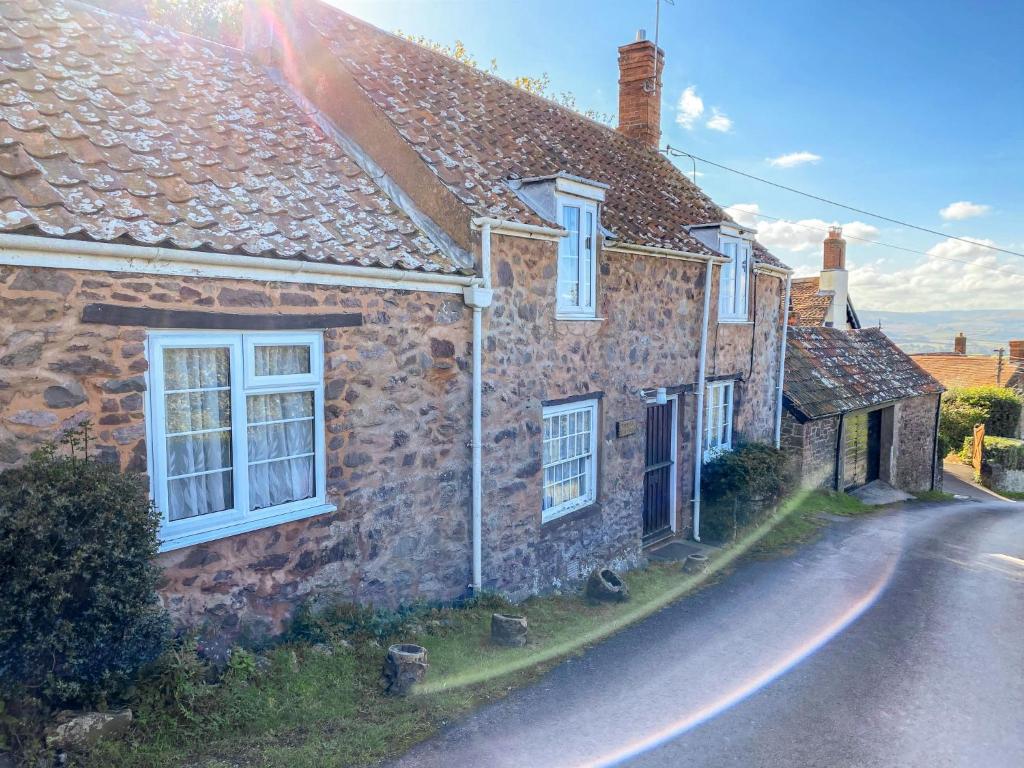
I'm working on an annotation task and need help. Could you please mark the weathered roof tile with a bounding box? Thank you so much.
[785,327,943,420]
[0,0,465,274]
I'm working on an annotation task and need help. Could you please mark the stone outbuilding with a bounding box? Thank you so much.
[781,229,943,493]
[0,0,791,638]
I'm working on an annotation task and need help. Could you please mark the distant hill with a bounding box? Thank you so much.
[856,309,1024,355]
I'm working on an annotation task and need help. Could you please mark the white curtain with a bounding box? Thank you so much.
[247,345,316,510]
[164,347,233,521]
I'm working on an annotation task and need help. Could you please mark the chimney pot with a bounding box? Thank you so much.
[637,28,647,41]
[954,332,967,355]
[616,37,664,149]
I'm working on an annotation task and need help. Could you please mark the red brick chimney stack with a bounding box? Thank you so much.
[1009,339,1024,363]
[954,332,967,355]
[617,30,664,149]
[823,226,846,270]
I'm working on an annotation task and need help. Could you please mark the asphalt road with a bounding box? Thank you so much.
[390,493,1024,768]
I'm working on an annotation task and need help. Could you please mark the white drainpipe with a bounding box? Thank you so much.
[692,258,715,542]
[464,221,493,593]
[774,276,792,448]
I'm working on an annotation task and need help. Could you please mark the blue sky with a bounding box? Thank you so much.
[331,0,1024,312]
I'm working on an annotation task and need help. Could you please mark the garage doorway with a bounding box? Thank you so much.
[843,408,887,489]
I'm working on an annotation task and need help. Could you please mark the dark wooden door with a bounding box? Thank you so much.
[866,410,882,482]
[643,401,675,542]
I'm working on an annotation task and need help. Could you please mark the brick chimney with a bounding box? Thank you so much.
[954,332,967,355]
[819,226,849,327]
[1009,339,1024,364]
[617,30,664,149]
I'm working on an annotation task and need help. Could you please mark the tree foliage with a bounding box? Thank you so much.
[95,0,243,47]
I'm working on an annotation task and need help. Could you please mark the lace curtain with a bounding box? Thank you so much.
[163,344,315,521]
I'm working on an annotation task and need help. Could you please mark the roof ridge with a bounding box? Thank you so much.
[314,1,641,142]
[72,0,246,57]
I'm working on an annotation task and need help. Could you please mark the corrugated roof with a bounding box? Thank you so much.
[0,0,465,273]
[301,1,788,269]
[785,327,943,420]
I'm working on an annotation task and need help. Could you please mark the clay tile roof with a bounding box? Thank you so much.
[301,1,788,270]
[788,276,834,326]
[784,327,944,421]
[0,0,466,274]
[909,354,1023,390]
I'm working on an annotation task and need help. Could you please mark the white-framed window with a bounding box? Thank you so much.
[718,236,752,321]
[148,331,329,550]
[556,195,598,317]
[542,399,599,521]
[704,380,734,458]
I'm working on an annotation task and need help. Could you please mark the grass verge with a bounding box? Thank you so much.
[912,490,957,503]
[78,489,866,767]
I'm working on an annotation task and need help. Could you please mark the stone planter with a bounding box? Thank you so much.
[491,613,528,647]
[682,553,709,575]
[586,568,630,603]
[381,643,429,696]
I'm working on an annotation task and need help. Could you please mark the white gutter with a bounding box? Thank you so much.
[692,257,715,542]
[753,263,793,279]
[471,216,566,242]
[463,221,495,593]
[774,275,792,448]
[0,233,478,294]
[603,240,727,265]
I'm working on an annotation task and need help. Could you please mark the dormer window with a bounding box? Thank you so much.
[718,235,752,322]
[510,172,607,321]
[557,195,598,317]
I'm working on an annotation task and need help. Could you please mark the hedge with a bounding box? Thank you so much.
[0,427,169,709]
[939,386,1023,458]
[700,443,792,542]
[962,434,1024,471]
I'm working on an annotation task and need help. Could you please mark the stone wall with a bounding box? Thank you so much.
[0,265,473,637]
[781,409,840,490]
[782,394,940,494]
[479,236,785,597]
[0,236,788,629]
[892,393,941,493]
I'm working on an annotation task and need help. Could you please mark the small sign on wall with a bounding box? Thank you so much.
[616,419,639,438]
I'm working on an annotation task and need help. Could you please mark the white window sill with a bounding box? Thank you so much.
[542,495,596,524]
[158,502,337,553]
[718,318,753,325]
[555,315,605,322]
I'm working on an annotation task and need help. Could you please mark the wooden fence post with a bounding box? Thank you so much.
[971,423,986,477]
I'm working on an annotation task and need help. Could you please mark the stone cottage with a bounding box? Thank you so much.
[0,0,790,636]
[781,229,943,492]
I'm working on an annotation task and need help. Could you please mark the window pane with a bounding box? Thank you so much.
[581,209,594,308]
[249,456,315,511]
[247,392,316,510]
[168,469,233,521]
[163,347,230,390]
[162,346,234,518]
[542,404,594,513]
[735,245,749,315]
[559,205,581,307]
[254,344,311,376]
[719,246,736,315]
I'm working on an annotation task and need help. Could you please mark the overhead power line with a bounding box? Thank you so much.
[720,205,1024,279]
[663,146,1024,260]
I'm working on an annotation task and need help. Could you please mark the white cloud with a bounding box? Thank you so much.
[675,86,704,129]
[723,204,880,252]
[706,108,732,132]
[939,201,991,220]
[766,151,822,168]
[851,238,1024,311]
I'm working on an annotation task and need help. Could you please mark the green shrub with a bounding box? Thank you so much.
[940,386,1023,456]
[0,427,169,710]
[700,443,792,542]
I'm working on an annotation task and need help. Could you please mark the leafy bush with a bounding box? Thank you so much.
[963,435,1024,471]
[0,427,169,710]
[700,443,792,542]
[940,386,1023,457]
